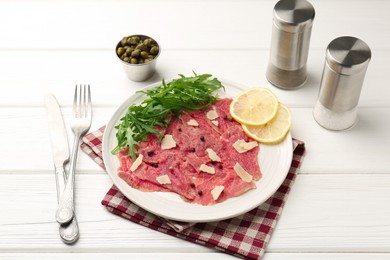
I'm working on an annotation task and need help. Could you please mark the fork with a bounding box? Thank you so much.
[56,84,92,225]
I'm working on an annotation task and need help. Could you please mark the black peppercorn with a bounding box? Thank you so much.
[198,190,203,196]
[178,128,182,132]
[150,163,159,168]
[200,135,205,141]
[190,183,196,188]
[219,164,223,169]
[223,115,228,120]
[147,150,154,156]
[211,160,216,165]
[191,147,196,152]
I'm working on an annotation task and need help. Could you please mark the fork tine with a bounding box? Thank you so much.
[73,85,78,117]
[73,84,91,118]
[81,84,86,118]
[83,84,90,118]
[87,84,92,115]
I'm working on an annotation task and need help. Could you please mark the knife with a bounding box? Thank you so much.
[44,93,80,244]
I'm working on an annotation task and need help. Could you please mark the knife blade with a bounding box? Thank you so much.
[44,93,80,244]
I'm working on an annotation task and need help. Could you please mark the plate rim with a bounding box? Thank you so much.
[102,78,293,222]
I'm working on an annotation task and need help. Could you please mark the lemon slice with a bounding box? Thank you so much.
[230,88,279,126]
[242,103,292,144]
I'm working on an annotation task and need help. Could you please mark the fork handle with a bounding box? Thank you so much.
[56,133,81,225]
[59,215,80,244]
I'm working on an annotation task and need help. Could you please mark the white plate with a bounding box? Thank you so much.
[102,79,293,223]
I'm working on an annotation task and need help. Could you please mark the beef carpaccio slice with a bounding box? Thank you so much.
[117,98,262,205]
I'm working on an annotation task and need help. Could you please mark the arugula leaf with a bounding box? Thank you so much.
[111,73,224,161]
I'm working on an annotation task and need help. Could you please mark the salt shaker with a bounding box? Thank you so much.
[313,36,371,130]
[266,0,315,89]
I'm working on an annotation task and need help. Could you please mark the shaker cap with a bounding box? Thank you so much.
[326,36,371,75]
[274,0,315,33]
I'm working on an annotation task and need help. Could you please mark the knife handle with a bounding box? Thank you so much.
[55,166,67,202]
[55,166,80,244]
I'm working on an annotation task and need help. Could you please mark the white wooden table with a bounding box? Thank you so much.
[1,0,390,259]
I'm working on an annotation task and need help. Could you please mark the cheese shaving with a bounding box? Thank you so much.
[233,139,258,153]
[233,163,253,182]
[211,185,224,200]
[211,120,219,126]
[199,164,215,174]
[161,134,176,150]
[206,148,221,162]
[130,154,144,172]
[206,109,218,120]
[187,119,199,126]
[156,174,171,185]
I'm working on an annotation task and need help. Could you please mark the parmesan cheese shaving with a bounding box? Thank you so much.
[233,163,253,182]
[129,154,144,172]
[206,148,221,162]
[161,134,176,150]
[211,120,219,126]
[233,139,258,153]
[187,119,199,126]
[199,164,215,174]
[156,174,171,185]
[211,185,224,200]
[206,109,218,120]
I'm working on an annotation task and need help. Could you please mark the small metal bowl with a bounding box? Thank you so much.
[116,34,160,82]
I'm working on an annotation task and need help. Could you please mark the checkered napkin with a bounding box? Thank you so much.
[81,126,305,259]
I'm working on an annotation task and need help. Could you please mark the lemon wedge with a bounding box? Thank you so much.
[229,88,279,126]
[242,103,291,144]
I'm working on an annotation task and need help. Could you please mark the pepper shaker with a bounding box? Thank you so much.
[313,36,371,130]
[266,0,315,89]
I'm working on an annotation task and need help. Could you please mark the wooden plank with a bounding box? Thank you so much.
[0,253,232,260]
[1,253,389,260]
[0,0,389,50]
[264,253,390,260]
[292,107,390,174]
[0,49,387,107]
[1,107,389,174]
[268,174,390,252]
[0,174,389,252]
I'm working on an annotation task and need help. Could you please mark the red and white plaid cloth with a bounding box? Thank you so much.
[81,126,305,259]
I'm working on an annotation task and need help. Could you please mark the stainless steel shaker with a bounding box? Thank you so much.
[266,0,315,89]
[313,36,371,130]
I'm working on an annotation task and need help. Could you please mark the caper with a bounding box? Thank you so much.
[136,44,148,51]
[125,48,132,56]
[131,49,140,58]
[144,58,152,63]
[130,58,138,64]
[117,47,125,57]
[120,37,128,46]
[130,36,140,44]
[123,57,130,63]
[139,58,145,64]
[140,51,149,59]
[143,38,152,47]
[150,46,159,55]
[127,37,136,45]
